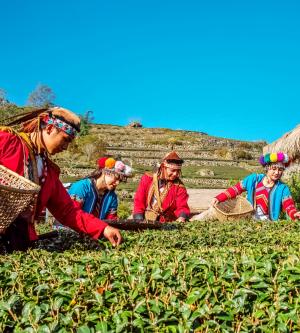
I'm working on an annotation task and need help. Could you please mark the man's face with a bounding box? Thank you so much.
[266,165,284,182]
[43,125,73,155]
[165,166,181,181]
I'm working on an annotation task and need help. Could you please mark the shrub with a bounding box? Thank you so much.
[214,148,229,158]
[287,174,300,208]
[238,142,252,149]
[117,201,132,219]
[167,137,183,147]
[234,150,253,160]
[228,178,238,186]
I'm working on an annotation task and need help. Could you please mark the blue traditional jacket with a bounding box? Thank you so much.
[241,173,293,221]
[68,178,118,219]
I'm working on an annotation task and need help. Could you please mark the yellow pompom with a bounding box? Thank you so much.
[270,153,277,163]
[105,158,116,169]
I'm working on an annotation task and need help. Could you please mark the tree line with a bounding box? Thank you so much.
[0,84,93,137]
[0,85,107,162]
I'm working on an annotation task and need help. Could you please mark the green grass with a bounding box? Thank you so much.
[182,165,250,180]
[117,181,139,193]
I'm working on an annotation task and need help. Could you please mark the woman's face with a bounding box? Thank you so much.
[104,173,120,190]
[266,164,284,182]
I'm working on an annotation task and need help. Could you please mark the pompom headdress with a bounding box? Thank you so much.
[259,152,290,167]
[97,157,132,180]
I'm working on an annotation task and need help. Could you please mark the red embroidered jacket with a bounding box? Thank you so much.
[0,131,108,241]
[133,173,190,222]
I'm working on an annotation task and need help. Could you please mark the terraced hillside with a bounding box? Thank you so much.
[56,124,265,191]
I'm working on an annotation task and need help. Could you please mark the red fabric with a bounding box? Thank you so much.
[216,181,245,202]
[255,181,270,215]
[106,212,118,220]
[0,131,29,175]
[133,173,190,222]
[282,197,297,220]
[0,131,108,241]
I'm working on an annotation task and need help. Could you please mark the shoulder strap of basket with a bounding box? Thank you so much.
[17,133,41,223]
[0,126,38,183]
[18,132,39,185]
[152,173,163,212]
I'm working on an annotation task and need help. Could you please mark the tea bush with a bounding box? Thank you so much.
[287,174,300,208]
[2,221,300,332]
[117,201,132,219]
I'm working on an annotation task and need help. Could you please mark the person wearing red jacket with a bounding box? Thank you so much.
[133,151,190,222]
[0,107,122,252]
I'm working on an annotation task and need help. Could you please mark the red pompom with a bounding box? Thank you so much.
[97,157,108,169]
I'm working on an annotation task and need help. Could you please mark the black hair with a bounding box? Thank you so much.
[87,169,103,180]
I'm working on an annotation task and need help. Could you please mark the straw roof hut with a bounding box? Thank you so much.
[263,125,300,160]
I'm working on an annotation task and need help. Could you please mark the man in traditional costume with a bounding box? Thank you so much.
[192,152,300,222]
[0,107,122,252]
[133,151,190,222]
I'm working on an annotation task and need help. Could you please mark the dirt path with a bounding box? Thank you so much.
[187,188,225,213]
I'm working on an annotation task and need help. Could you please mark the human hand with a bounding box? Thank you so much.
[211,198,219,206]
[176,216,186,222]
[103,226,122,246]
[294,211,300,220]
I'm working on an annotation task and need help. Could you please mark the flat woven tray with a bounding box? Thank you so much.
[214,196,254,222]
[103,219,165,230]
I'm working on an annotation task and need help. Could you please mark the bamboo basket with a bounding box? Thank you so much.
[214,196,254,222]
[0,165,40,233]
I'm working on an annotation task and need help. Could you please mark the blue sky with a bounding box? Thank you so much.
[1,0,299,142]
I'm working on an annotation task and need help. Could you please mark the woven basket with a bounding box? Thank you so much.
[214,196,254,222]
[0,165,40,233]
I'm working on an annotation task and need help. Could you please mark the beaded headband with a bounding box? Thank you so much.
[163,162,182,170]
[44,114,78,139]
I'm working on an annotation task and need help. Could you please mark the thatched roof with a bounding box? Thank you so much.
[263,124,300,160]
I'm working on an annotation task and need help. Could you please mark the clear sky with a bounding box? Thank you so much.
[0,0,299,142]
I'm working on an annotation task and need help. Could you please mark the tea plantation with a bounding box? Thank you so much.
[1,221,300,332]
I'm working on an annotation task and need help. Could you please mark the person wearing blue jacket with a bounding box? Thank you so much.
[192,152,300,222]
[68,157,132,220]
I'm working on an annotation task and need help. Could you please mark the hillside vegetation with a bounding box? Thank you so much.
[0,102,265,189]
[55,124,265,191]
